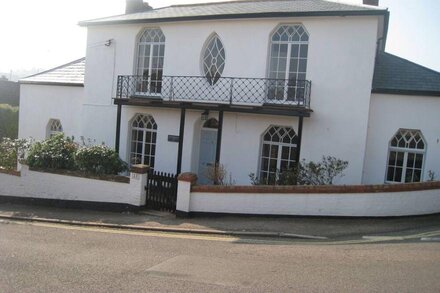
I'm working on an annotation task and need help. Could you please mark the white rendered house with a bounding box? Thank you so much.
[19,0,440,185]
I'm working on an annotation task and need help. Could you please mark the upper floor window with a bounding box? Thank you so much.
[47,119,63,138]
[259,125,298,184]
[202,34,225,85]
[136,28,165,94]
[386,129,426,183]
[268,24,309,102]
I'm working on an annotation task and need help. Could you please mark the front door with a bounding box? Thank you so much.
[198,128,217,185]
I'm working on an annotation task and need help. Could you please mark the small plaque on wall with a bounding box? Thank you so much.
[168,135,180,142]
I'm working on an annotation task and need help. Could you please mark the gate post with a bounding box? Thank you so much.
[130,164,150,206]
[176,173,198,218]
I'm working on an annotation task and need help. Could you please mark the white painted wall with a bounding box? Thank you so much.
[119,106,301,184]
[187,189,440,217]
[82,16,379,184]
[19,84,83,141]
[0,165,146,206]
[363,94,440,184]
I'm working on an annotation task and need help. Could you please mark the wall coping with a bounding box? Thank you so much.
[191,181,440,194]
[28,167,130,184]
[0,168,21,177]
[130,164,150,174]
[178,172,198,184]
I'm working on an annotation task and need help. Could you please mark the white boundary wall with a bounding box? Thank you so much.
[176,178,440,217]
[0,165,147,206]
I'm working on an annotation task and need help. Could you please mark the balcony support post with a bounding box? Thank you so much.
[177,107,186,174]
[115,103,122,154]
[295,115,304,184]
[214,110,224,184]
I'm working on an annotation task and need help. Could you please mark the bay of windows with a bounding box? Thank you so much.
[130,114,157,168]
[47,119,63,138]
[259,126,298,184]
[386,129,426,183]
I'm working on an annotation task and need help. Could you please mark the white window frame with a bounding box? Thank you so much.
[135,28,165,96]
[267,24,309,103]
[129,114,157,168]
[259,125,298,183]
[385,129,426,183]
[47,119,63,138]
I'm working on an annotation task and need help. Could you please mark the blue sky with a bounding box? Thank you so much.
[0,0,438,74]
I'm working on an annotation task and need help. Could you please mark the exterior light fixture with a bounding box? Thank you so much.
[201,110,209,121]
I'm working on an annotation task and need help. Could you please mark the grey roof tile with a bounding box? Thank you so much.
[80,0,385,26]
[20,58,85,86]
[373,52,440,96]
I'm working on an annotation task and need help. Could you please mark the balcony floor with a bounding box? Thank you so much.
[114,96,312,117]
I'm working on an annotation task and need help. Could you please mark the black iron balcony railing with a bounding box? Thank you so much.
[117,75,311,108]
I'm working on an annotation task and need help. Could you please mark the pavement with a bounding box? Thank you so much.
[1,202,440,240]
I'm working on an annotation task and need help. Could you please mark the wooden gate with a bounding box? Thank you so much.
[145,170,178,212]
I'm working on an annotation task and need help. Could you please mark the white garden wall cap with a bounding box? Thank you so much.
[79,0,387,26]
[178,172,198,184]
[19,58,85,87]
[191,181,440,194]
[130,164,150,174]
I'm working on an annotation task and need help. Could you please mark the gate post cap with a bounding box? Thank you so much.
[130,164,150,174]
[178,172,198,184]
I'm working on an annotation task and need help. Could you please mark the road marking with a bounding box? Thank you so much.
[420,237,440,242]
[0,219,297,245]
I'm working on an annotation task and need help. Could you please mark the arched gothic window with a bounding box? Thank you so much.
[202,34,225,85]
[136,28,165,94]
[259,126,298,184]
[386,129,426,183]
[268,24,309,102]
[47,119,63,138]
[130,114,157,168]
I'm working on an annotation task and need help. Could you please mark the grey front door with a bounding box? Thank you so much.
[198,129,217,185]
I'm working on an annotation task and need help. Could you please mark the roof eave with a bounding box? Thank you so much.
[372,88,440,97]
[79,10,388,27]
[19,81,84,87]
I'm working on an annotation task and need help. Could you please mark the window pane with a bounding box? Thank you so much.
[395,167,403,182]
[262,144,270,157]
[405,169,414,183]
[396,152,404,167]
[415,154,423,169]
[386,166,395,182]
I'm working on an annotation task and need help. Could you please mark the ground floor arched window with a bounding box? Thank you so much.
[259,125,298,184]
[130,114,157,168]
[386,129,426,183]
[47,119,63,138]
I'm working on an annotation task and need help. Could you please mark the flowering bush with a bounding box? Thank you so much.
[250,156,348,185]
[0,138,31,170]
[26,134,77,170]
[75,145,127,175]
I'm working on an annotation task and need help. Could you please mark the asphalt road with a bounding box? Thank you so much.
[1,220,439,292]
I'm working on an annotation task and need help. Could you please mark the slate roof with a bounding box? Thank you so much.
[373,52,440,96]
[20,58,85,86]
[79,0,387,26]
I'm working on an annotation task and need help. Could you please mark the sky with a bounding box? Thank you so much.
[0,0,439,77]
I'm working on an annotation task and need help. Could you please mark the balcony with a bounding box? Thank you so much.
[116,75,312,113]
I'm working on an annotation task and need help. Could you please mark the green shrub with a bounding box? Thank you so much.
[250,156,349,186]
[75,145,127,175]
[0,138,30,170]
[26,134,77,170]
[0,104,19,140]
